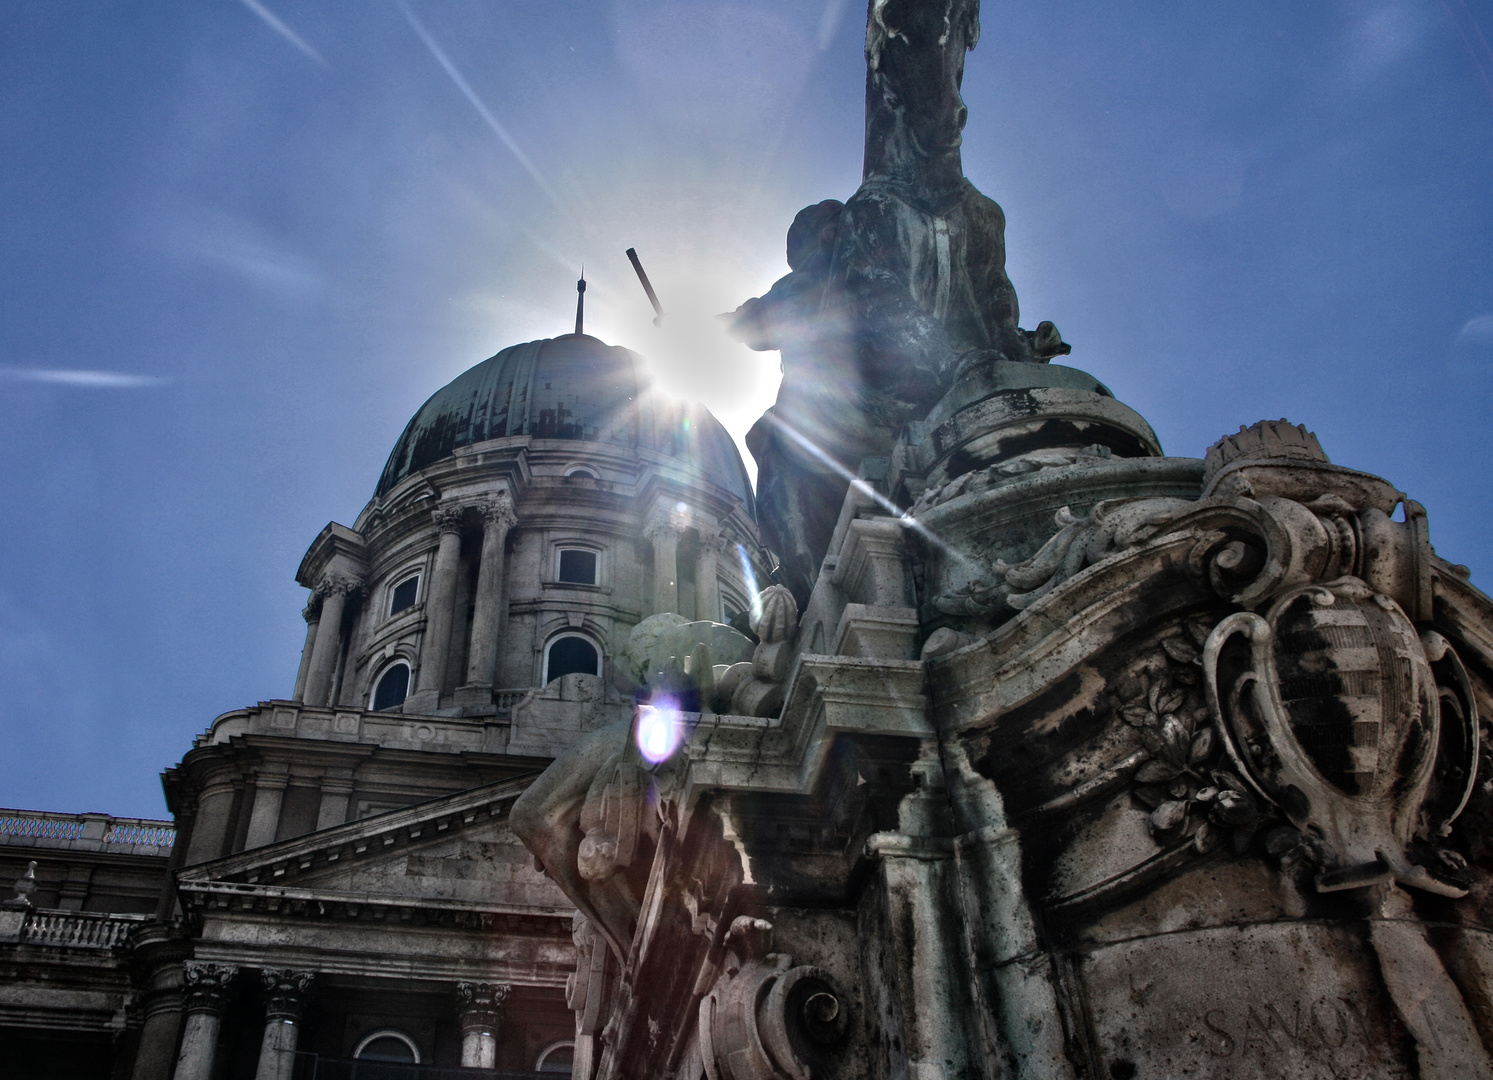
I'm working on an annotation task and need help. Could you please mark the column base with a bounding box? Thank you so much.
[453,683,494,710]
[403,689,442,714]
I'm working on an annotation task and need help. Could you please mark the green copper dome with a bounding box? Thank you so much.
[377,333,754,511]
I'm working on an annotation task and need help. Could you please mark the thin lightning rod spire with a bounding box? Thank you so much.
[575,269,586,336]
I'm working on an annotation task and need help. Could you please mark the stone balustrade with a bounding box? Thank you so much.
[0,907,149,948]
[0,809,175,852]
[198,694,538,755]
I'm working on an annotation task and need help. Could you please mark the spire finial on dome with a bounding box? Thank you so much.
[574,269,586,336]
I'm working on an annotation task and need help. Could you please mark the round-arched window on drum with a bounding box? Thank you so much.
[545,636,600,683]
[371,663,410,711]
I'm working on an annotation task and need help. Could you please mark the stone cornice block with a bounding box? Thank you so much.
[677,654,929,813]
[832,603,919,660]
[831,518,913,607]
[295,521,367,590]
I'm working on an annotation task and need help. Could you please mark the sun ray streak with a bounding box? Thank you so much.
[0,368,165,389]
[760,412,950,554]
[395,0,564,209]
[236,0,327,66]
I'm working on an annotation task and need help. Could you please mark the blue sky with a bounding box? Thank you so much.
[2,0,1491,818]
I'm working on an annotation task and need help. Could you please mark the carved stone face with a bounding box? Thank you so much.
[867,0,980,158]
[577,826,618,881]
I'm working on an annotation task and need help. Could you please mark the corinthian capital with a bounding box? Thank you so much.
[455,981,511,1033]
[644,511,687,542]
[698,530,731,557]
[262,968,316,1023]
[479,493,517,533]
[316,574,366,601]
[432,504,467,533]
[182,961,239,1014]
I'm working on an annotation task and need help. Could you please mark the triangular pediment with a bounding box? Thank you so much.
[177,774,571,919]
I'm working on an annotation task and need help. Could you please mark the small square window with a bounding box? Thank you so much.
[558,549,598,585]
[389,576,419,615]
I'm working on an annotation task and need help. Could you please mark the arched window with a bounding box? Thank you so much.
[565,465,599,479]
[536,1042,575,1074]
[353,1030,421,1062]
[371,662,410,711]
[388,574,419,616]
[545,636,600,683]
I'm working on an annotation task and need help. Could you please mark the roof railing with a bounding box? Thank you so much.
[15,909,150,949]
[0,809,175,852]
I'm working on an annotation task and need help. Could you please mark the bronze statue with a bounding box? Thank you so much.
[727,0,1066,606]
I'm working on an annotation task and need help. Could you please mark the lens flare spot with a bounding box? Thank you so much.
[737,544,762,624]
[636,701,683,764]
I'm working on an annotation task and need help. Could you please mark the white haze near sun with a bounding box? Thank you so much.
[408,0,867,482]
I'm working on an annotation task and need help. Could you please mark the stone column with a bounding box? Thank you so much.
[292,603,318,701]
[463,495,518,691]
[130,928,187,1080]
[183,779,237,866]
[456,981,510,1069]
[173,962,237,1080]
[243,766,289,850]
[303,576,362,707]
[254,969,315,1080]
[695,532,727,622]
[408,505,466,712]
[132,986,184,1080]
[314,769,355,831]
[645,512,684,616]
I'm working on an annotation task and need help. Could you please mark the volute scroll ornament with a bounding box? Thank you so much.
[698,917,849,1080]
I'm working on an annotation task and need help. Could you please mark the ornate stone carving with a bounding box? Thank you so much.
[455,981,511,1033]
[910,443,1112,515]
[935,420,1437,624]
[1204,577,1479,897]
[936,497,1192,616]
[714,585,800,717]
[478,493,517,533]
[643,511,687,542]
[261,968,315,1023]
[3,860,37,909]
[510,722,661,963]
[314,574,366,601]
[182,961,238,1014]
[431,503,467,533]
[698,917,848,1080]
[696,530,732,557]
